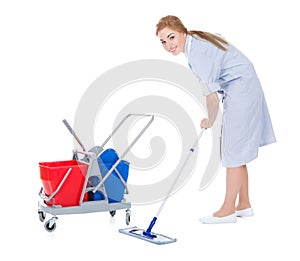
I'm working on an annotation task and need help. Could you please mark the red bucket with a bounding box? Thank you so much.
[39,160,88,207]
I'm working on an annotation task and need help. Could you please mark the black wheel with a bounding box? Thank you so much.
[44,220,57,232]
[38,210,46,222]
[126,211,131,225]
[110,210,116,217]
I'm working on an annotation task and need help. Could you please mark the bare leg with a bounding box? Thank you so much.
[236,165,251,211]
[214,166,244,217]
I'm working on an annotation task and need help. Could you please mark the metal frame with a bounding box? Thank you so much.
[38,114,154,232]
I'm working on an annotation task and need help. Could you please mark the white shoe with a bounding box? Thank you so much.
[235,208,254,217]
[200,213,237,224]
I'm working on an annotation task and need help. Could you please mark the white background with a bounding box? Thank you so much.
[1,0,299,260]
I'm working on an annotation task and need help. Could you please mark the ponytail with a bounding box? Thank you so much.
[188,30,228,51]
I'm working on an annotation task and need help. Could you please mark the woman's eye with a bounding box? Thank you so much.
[169,36,175,40]
[161,41,166,45]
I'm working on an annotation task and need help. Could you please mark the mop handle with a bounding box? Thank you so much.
[155,128,205,218]
[144,217,158,236]
[63,119,86,151]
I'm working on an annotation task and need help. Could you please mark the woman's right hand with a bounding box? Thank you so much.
[200,118,211,129]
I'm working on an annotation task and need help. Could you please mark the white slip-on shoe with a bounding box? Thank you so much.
[235,208,254,217]
[199,213,237,224]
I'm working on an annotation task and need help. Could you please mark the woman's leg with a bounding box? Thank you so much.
[214,165,244,217]
[236,165,252,211]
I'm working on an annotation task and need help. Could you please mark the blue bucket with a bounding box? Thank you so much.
[88,176,106,201]
[97,149,129,203]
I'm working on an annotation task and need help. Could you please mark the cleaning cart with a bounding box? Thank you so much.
[38,113,154,232]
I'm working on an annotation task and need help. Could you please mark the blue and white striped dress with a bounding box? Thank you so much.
[185,34,276,167]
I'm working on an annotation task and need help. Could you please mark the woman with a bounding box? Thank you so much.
[156,15,276,224]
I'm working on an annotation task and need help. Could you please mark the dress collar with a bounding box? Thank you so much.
[185,34,192,58]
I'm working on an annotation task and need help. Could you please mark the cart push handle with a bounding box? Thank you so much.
[100,113,154,151]
[93,113,154,193]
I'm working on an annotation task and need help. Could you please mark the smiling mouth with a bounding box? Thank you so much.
[169,47,176,53]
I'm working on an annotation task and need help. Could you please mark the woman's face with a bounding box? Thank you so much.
[157,27,186,56]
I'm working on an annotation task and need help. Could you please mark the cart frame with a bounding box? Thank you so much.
[38,113,154,232]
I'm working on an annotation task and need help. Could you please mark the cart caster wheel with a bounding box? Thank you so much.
[125,209,131,225]
[110,210,116,217]
[44,221,56,232]
[44,217,57,232]
[38,210,46,222]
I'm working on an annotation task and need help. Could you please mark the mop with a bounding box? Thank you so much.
[119,129,205,245]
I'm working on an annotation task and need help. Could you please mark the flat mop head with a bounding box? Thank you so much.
[119,227,177,245]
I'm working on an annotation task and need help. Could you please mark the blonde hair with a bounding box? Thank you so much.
[156,15,228,51]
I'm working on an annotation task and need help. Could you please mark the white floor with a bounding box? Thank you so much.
[3,145,299,261]
[1,1,299,260]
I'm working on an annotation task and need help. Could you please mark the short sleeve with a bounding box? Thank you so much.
[188,45,221,96]
[196,78,214,96]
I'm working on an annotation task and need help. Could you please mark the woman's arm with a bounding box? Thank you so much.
[201,92,219,128]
